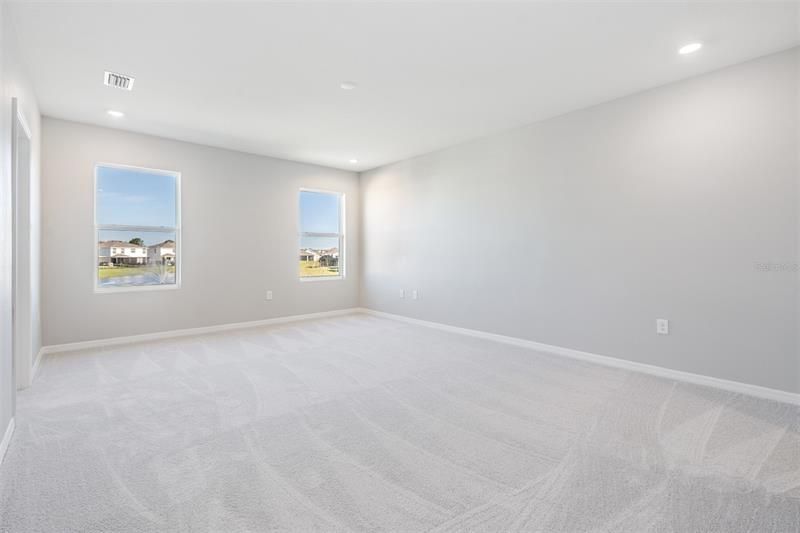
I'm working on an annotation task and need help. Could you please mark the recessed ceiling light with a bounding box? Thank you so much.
[678,42,703,55]
[340,81,358,90]
[349,159,358,164]
[107,110,125,118]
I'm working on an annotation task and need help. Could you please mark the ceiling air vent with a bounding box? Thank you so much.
[103,71,135,91]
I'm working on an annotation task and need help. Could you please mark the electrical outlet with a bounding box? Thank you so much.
[412,290,419,300]
[656,319,669,335]
[266,290,273,301]
[400,289,405,299]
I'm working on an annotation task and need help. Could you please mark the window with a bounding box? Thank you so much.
[299,189,344,280]
[95,164,180,290]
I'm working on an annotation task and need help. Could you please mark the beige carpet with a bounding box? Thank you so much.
[1,313,798,532]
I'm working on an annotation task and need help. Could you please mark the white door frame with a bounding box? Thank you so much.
[11,97,32,389]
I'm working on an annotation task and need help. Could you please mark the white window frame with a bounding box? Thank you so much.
[298,188,345,282]
[94,162,182,293]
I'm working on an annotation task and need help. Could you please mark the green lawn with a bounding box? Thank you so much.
[299,260,340,278]
[98,265,175,280]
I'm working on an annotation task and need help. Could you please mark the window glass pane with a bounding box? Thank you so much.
[299,236,340,278]
[299,190,340,234]
[98,229,177,287]
[96,166,177,227]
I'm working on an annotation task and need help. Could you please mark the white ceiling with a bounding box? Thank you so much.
[9,1,800,171]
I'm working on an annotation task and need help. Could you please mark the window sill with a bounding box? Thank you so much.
[299,276,344,283]
[94,283,181,294]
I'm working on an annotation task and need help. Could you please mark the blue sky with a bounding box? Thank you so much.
[97,166,176,227]
[96,166,177,246]
[97,169,339,250]
[300,190,341,249]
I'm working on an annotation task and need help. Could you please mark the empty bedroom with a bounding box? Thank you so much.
[0,1,798,531]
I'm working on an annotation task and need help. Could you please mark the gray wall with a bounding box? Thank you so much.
[42,119,359,345]
[0,0,42,439]
[360,48,799,394]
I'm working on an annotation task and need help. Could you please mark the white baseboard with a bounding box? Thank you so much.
[14,347,42,391]
[31,348,44,380]
[10,348,45,391]
[41,308,361,356]
[36,306,800,406]
[0,418,15,467]
[358,308,800,406]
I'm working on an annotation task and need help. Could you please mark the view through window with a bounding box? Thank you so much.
[299,190,343,279]
[95,164,180,289]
